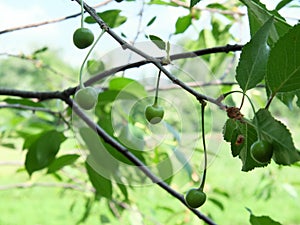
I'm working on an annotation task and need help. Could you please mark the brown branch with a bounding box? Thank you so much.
[0,44,243,102]
[0,103,60,115]
[0,0,112,35]
[0,89,70,101]
[170,44,243,61]
[147,80,239,92]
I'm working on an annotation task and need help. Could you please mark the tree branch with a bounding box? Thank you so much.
[170,0,245,16]
[63,96,217,225]
[0,44,243,103]
[0,88,71,101]
[0,103,60,115]
[0,0,113,35]
[74,0,243,110]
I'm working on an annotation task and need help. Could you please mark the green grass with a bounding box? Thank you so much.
[0,139,300,225]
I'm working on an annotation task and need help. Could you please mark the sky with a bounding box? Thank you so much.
[0,0,184,66]
[0,0,299,67]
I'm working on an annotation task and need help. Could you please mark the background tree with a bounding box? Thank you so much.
[0,0,300,224]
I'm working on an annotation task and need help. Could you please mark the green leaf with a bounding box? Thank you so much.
[146,16,157,27]
[149,35,166,50]
[76,197,93,225]
[32,47,48,56]
[248,209,282,225]
[275,0,293,10]
[87,60,105,75]
[236,17,273,91]
[117,125,145,153]
[79,127,118,172]
[266,24,300,94]
[208,198,224,211]
[241,0,291,45]
[97,90,134,104]
[223,119,264,171]
[108,77,147,98]
[25,130,66,175]
[231,129,245,157]
[172,147,193,178]
[254,109,300,165]
[207,3,228,10]
[190,0,202,8]
[85,10,127,28]
[3,98,45,108]
[237,121,265,171]
[223,119,244,157]
[1,143,15,149]
[250,215,282,225]
[100,215,110,223]
[114,177,129,200]
[157,154,173,184]
[22,132,42,150]
[175,15,192,34]
[165,123,180,143]
[276,92,295,110]
[296,92,300,108]
[148,0,178,6]
[213,188,230,198]
[85,161,113,199]
[223,119,237,142]
[47,154,80,174]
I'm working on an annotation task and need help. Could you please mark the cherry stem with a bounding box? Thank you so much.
[265,94,275,110]
[79,30,105,89]
[199,100,207,191]
[223,90,262,141]
[239,92,245,110]
[80,0,84,28]
[153,70,162,105]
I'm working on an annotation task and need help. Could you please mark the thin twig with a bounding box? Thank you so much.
[0,0,113,35]
[132,0,146,45]
[170,0,245,16]
[147,81,238,92]
[0,104,59,115]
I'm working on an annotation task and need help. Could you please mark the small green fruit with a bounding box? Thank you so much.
[250,140,273,164]
[185,188,206,208]
[73,28,94,49]
[75,87,98,110]
[145,104,164,124]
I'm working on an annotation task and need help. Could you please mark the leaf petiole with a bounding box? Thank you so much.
[79,30,105,89]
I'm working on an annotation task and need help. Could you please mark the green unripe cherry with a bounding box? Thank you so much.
[145,104,164,124]
[73,28,94,49]
[185,188,206,208]
[75,87,98,110]
[250,140,273,164]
